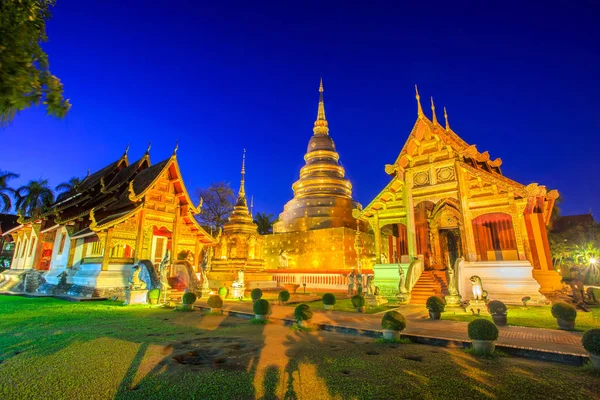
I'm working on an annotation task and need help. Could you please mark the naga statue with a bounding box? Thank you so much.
[159,250,171,292]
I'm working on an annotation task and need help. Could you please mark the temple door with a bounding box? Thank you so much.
[151,236,168,265]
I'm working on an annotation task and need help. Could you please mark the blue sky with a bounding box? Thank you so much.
[2,0,599,219]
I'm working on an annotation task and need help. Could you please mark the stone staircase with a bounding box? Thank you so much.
[409,270,449,305]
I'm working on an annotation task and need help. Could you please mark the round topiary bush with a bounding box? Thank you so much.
[294,304,313,321]
[147,288,161,304]
[253,299,271,316]
[322,293,336,306]
[487,300,507,316]
[551,301,577,321]
[218,286,228,298]
[182,292,197,305]
[207,295,223,309]
[425,296,445,313]
[381,311,407,331]
[468,318,499,341]
[278,290,290,303]
[351,294,365,308]
[582,329,600,355]
[251,288,263,301]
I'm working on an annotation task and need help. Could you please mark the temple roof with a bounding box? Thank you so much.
[0,214,19,235]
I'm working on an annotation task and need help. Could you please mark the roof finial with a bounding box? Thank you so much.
[87,168,90,177]
[415,85,424,118]
[313,78,329,135]
[431,97,438,124]
[444,107,450,131]
[124,143,130,156]
[173,139,179,155]
[239,148,246,197]
[146,141,152,154]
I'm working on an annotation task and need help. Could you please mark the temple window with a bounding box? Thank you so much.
[28,237,36,257]
[472,213,518,261]
[21,239,27,258]
[90,240,104,256]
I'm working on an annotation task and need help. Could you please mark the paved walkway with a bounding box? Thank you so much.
[197,299,587,356]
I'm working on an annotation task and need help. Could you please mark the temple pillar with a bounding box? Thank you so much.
[510,202,527,261]
[525,210,562,293]
[134,209,145,262]
[404,171,417,259]
[172,206,181,261]
[455,163,477,261]
[370,214,382,263]
[101,228,114,271]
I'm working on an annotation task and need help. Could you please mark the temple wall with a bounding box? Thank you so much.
[263,227,375,271]
[49,228,71,270]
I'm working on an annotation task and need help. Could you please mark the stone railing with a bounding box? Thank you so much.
[271,272,368,292]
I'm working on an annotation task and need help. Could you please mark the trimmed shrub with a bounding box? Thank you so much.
[551,301,577,321]
[425,296,445,313]
[251,288,263,301]
[381,311,407,331]
[207,295,223,309]
[278,290,290,303]
[182,292,197,305]
[218,286,228,298]
[582,329,600,355]
[322,293,336,306]
[468,318,499,341]
[351,294,365,308]
[253,299,271,316]
[294,304,313,321]
[147,288,161,303]
[487,300,507,316]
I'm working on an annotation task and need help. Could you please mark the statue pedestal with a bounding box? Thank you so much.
[445,294,462,307]
[397,293,411,304]
[230,286,245,299]
[465,299,488,315]
[365,294,388,306]
[124,289,148,305]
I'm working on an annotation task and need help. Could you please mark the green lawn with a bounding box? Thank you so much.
[0,296,599,399]
[442,305,600,331]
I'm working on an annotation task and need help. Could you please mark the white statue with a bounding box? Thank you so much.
[159,250,171,291]
[398,265,408,294]
[470,275,487,301]
[232,270,245,288]
[128,265,147,290]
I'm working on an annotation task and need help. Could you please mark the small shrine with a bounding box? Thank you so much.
[208,150,274,291]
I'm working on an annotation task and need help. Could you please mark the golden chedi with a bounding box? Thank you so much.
[265,81,375,272]
[273,80,361,233]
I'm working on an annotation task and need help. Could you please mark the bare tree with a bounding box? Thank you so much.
[195,182,235,233]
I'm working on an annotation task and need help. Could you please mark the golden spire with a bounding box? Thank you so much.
[415,85,424,118]
[239,148,246,198]
[313,78,329,135]
[431,97,438,124]
[444,107,450,131]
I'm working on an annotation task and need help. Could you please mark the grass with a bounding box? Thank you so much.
[303,298,391,314]
[1,296,599,399]
[442,305,600,331]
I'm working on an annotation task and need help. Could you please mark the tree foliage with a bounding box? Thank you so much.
[0,0,70,126]
[15,178,54,218]
[195,182,235,232]
[55,176,82,201]
[253,211,276,234]
[0,170,19,212]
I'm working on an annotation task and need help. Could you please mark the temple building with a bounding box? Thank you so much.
[264,81,375,289]
[0,146,215,297]
[208,150,273,290]
[354,87,561,304]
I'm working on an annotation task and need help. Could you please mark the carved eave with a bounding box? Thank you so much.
[358,178,405,219]
[459,161,527,198]
[89,205,143,232]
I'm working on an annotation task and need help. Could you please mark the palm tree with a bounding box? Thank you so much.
[254,212,276,235]
[0,170,19,212]
[15,179,55,218]
[55,177,82,201]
